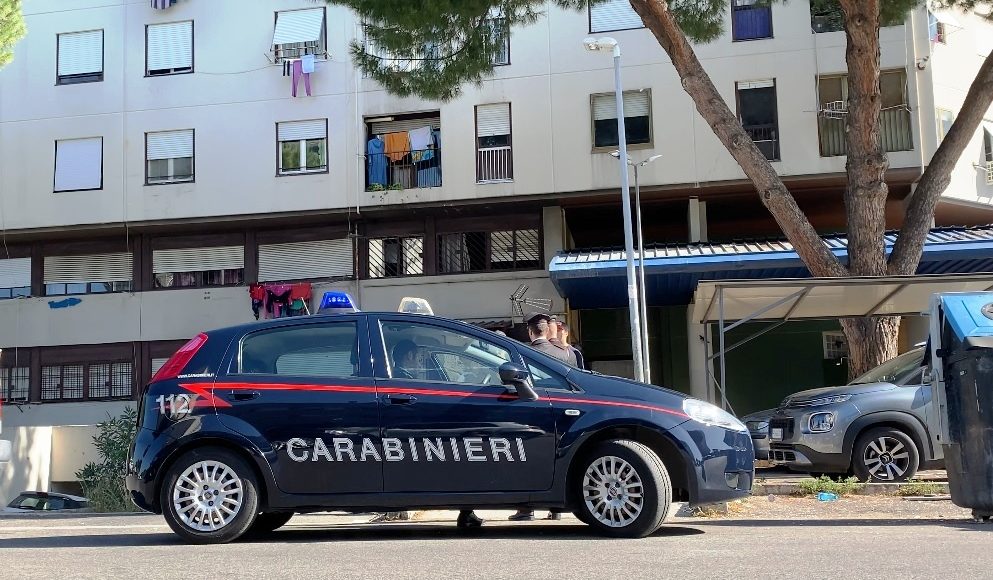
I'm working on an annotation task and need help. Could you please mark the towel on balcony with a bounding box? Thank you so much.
[384,132,410,162]
[301,54,315,74]
[408,126,432,162]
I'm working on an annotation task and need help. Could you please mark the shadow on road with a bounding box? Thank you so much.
[690,518,993,532]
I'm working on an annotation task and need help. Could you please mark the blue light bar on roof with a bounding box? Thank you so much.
[318,291,359,314]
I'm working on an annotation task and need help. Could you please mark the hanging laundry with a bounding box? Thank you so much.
[408,126,432,163]
[282,60,292,77]
[266,284,293,318]
[301,54,315,74]
[151,0,177,9]
[367,137,387,187]
[291,60,312,97]
[384,132,410,162]
[249,284,266,320]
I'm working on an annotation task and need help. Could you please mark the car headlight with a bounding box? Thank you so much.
[746,420,769,433]
[682,399,748,432]
[808,412,836,432]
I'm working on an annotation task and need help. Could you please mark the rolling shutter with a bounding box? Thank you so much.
[44,253,132,284]
[0,258,31,289]
[369,117,440,135]
[147,129,194,161]
[476,103,511,137]
[151,358,169,376]
[147,21,193,71]
[272,8,325,46]
[737,79,775,90]
[152,246,243,273]
[57,30,103,76]
[258,239,353,282]
[590,0,644,32]
[592,90,650,120]
[277,119,327,142]
[55,138,103,192]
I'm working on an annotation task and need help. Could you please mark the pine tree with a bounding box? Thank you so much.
[0,0,26,68]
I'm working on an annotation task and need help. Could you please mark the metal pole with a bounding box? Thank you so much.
[718,287,727,410]
[634,164,651,383]
[612,48,645,384]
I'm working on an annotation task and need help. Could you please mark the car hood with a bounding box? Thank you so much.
[741,409,775,423]
[783,382,897,405]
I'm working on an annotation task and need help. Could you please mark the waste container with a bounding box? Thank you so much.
[931,292,993,520]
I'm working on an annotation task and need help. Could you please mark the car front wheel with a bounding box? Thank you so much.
[160,447,260,544]
[852,427,919,482]
[574,440,672,538]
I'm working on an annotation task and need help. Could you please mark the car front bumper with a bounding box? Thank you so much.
[767,406,855,473]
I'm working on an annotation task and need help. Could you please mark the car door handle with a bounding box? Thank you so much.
[230,391,261,401]
[385,394,416,405]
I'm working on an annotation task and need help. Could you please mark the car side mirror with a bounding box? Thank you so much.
[499,362,539,401]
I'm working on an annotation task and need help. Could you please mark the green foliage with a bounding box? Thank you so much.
[76,407,141,513]
[0,0,26,68]
[794,475,865,497]
[895,480,945,496]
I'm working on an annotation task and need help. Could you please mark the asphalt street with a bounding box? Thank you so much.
[2,510,991,580]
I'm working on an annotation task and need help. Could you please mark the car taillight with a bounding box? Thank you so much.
[151,333,208,383]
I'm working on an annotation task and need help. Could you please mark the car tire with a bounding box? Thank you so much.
[573,439,672,538]
[245,512,294,537]
[852,427,919,483]
[160,447,260,544]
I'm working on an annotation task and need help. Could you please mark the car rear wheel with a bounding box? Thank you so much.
[852,427,919,482]
[160,447,260,544]
[574,440,671,538]
[246,512,294,536]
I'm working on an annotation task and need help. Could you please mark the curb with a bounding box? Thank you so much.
[753,481,950,497]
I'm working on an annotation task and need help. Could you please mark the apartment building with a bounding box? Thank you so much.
[0,0,992,501]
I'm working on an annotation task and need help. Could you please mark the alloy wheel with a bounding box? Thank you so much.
[862,436,912,481]
[172,460,244,532]
[582,455,645,528]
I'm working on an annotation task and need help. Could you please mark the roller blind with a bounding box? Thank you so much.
[54,138,103,192]
[258,239,353,282]
[590,0,644,32]
[147,129,193,161]
[277,119,327,142]
[151,358,169,376]
[369,117,440,135]
[476,103,511,137]
[592,91,651,120]
[152,246,243,273]
[44,253,132,284]
[0,258,31,289]
[57,30,103,76]
[147,21,193,72]
[272,8,325,45]
[737,79,775,90]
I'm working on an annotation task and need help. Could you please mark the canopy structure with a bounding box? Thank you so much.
[692,273,993,411]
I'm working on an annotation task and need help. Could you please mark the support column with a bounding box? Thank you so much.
[688,198,708,243]
[687,306,709,401]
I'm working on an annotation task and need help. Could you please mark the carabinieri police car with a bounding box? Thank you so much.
[127,293,753,544]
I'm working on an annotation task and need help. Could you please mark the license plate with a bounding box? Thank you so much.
[771,428,784,440]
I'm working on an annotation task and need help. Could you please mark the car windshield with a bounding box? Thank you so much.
[8,495,64,510]
[849,348,924,385]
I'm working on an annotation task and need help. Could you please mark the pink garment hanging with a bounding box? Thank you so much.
[291,60,312,97]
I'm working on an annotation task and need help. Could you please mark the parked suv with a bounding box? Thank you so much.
[768,347,940,482]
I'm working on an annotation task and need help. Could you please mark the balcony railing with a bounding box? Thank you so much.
[732,5,773,41]
[477,146,513,183]
[366,148,442,191]
[818,108,913,157]
[743,123,779,161]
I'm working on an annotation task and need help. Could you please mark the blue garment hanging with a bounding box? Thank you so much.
[367,137,387,187]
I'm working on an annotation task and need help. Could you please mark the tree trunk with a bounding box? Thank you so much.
[840,316,900,379]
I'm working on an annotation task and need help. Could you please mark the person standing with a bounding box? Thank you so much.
[558,322,585,370]
[547,315,579,367]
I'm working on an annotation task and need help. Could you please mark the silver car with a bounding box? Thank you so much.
[742,409,774,461]
[768,347,941,482]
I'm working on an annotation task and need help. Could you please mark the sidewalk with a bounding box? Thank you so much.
[754,467,949,496]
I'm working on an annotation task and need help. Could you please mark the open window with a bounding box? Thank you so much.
[272,8,326,62]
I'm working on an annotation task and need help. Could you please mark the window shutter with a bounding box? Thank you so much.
[152,246,243,273]
[369,117,440,135]
[590,0,644,32]
[44,252,132,284]
[272,8,325,46]
[58,30,103,76]
[55,138,103,191]
[476,103,511,137]
[258,239,353,282]
[277,119,327,142]
[592,91,650,120]
[147,21,193,71]
[150,358,169,376]
[737,79,775,90]
[0,258,31,289]
[146,129,193,161]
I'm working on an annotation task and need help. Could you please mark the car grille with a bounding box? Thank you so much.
[769,417,795,439]
[769,445,798,463]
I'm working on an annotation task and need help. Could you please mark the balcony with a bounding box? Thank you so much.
[365,148,442,191]
[477,146,513,183]
[743,123,779,161]
[732,4,773,41]
[818,108,913,157]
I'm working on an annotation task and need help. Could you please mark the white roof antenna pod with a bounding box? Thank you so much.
[399,297,434,315]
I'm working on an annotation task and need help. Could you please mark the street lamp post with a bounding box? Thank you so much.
[584,36,645,384]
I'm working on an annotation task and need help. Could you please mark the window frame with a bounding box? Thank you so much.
[144,129,195,186]
[735,79,781,162]
[816,69,912,157]
[55,29,105,86]
[40,360,133,403]
[487,16,510,66]
[0,366,30,403]
[231,318,368,379]
[366,235,425,279]
[731,0,774,42]
[272,7,328,63]
[983,124,993,164]
[589,89,654,153]
[276,119,329,176]
[475,102,514,183]
[587,0,646,34]
[53,137,104,193]
[937,108,955,143]
[144,20,195,77]
[436,227,542,275]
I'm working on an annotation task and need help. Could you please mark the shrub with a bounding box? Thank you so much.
[76,407,141,513]
[895,480,945,497]
[794,475,864,497]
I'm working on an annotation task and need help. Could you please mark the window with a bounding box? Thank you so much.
[487,15,510,65]
[240,322,359,378]
[438,228,540,274]
[811,0,903,33]
[152,246,244,289]
[258,238,354,281]
[591,90,652,150]
[589,0,644,33]
[983,123,993,185]
[277,119,328,175]
[44,252,133,296]
[928,11,945,43]
[937,109,955,143]
[0,367,30,402]
[57,30,103,84]
[368,236,424,278]
[476,103,513,182]
[146,21,193,76]
[381,321,511,385]
[737,80,780,161]
[732,0,773,41]
[54,137,102,192]
[525,359,570,391]
[146,129,194,184]
[0,258,31,299]
[41,362,132,401]
[817,70,912,157]
[822,331,849,360]
[272,8,326,62]
[365,113,442,190]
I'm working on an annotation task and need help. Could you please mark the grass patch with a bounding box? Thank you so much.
[895,480,945,497]
[793,476,865,497]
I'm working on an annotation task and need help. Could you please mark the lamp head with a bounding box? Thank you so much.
[583,37,600,51]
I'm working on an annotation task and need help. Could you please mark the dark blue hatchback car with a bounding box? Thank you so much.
[127,308,753,544]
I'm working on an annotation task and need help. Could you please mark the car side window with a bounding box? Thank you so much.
[525,358,571,392]
[381,321,511,386]
[239,322,360,378]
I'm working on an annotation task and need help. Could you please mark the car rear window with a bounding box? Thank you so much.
[239,322,360,379]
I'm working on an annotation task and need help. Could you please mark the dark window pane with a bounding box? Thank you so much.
[594,116,651,148]
[89,282,111,293]
[281,141,301,171]
[241,323,359,378]
[478,134,510,148]
[173,156,193,180]
[739,87,777,125]
[306,139,326,170]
